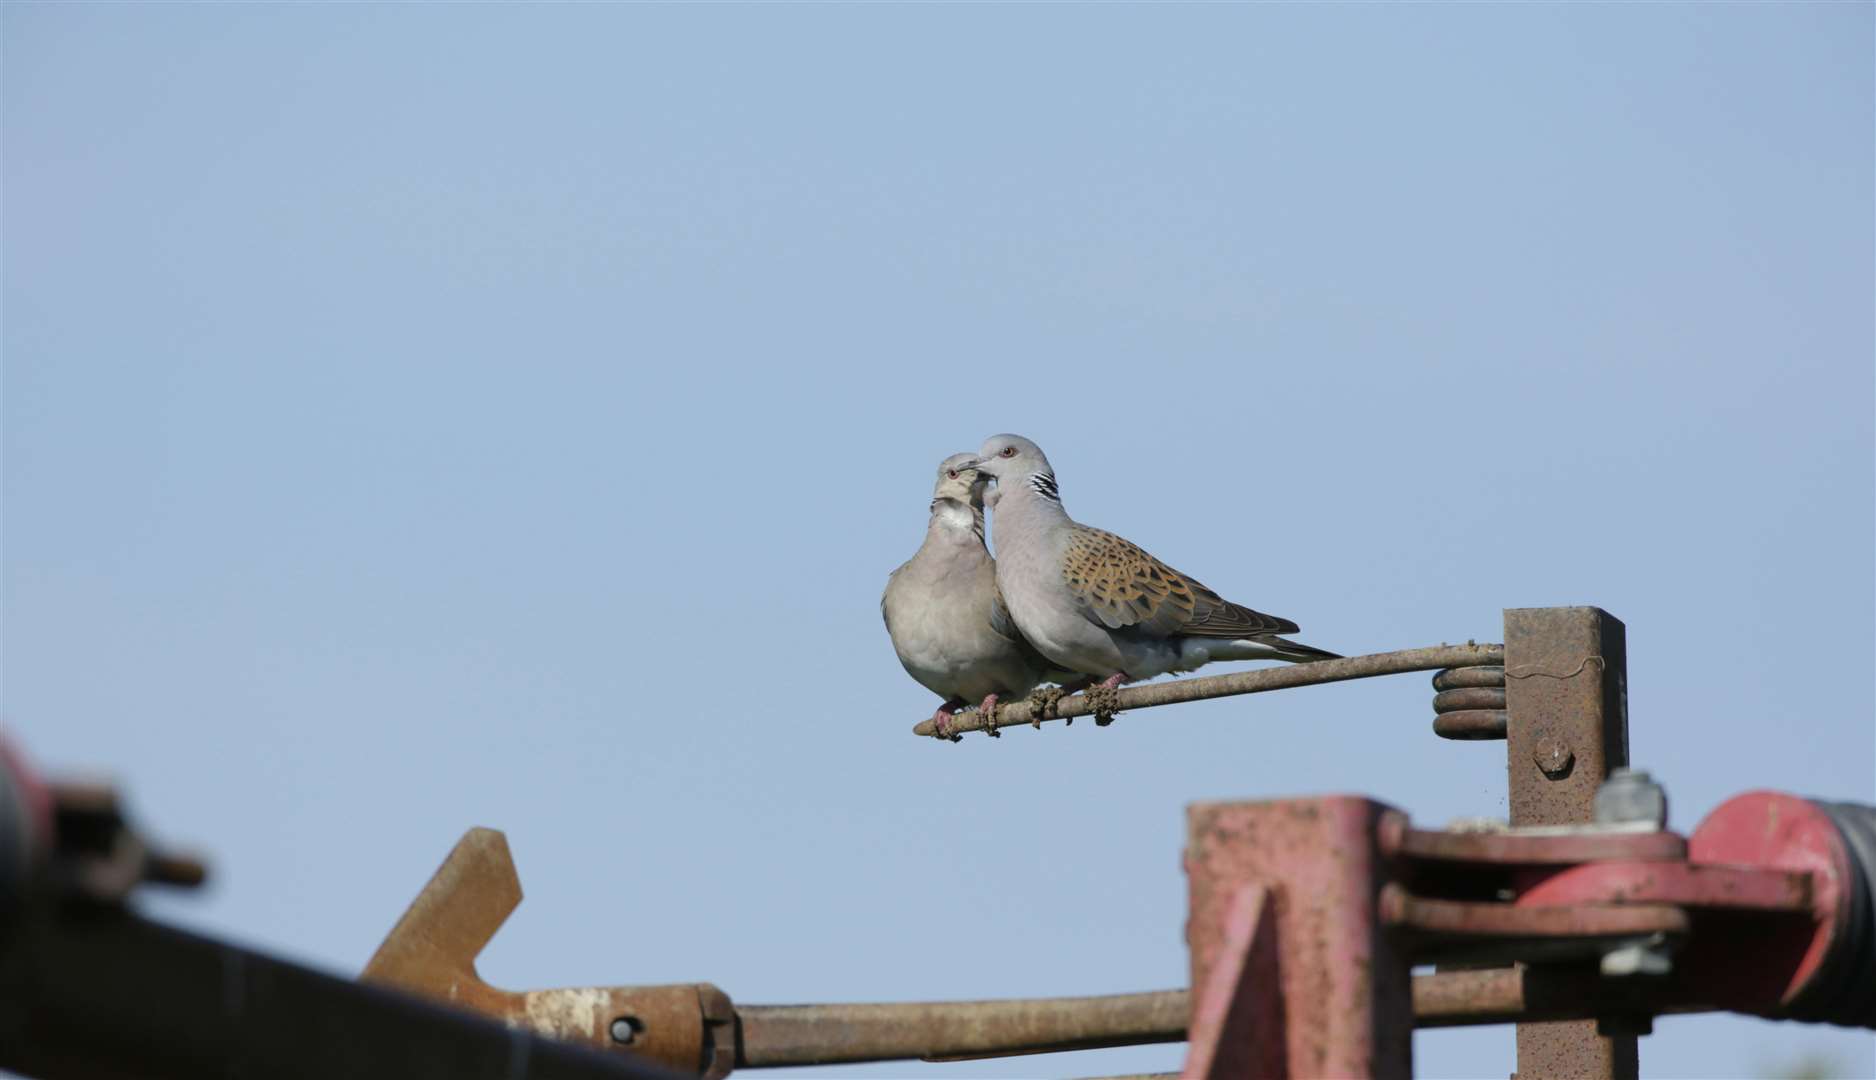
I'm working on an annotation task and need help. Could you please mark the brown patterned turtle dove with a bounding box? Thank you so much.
[960,435,1338,700]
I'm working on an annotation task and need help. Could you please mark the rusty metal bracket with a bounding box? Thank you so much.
[362,828,735,1079]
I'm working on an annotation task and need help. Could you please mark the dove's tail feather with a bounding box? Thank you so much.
[1175,634,1343,669]
[1211,635,1342,664]
[1265,637,1342,662]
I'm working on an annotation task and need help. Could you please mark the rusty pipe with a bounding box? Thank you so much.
[726,970,1723,1069]
[736,990,1189,1067]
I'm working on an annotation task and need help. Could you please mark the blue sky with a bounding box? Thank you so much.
[4,4,1871,1078]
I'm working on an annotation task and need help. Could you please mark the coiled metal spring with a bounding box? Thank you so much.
[1431,664,1507,740]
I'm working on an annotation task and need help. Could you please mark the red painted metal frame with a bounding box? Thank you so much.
[1183,797,1413,1080]
[1181,791,1852,1079]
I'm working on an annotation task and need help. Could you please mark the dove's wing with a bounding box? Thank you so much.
[990,579,1066,673]
[880,561,910,634]
[1060,525,1300,640]
[987,580,1025,645]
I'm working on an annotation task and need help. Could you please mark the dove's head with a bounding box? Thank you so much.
[965,434,1060,503]
[930,452,989,507]
[967,434,1050,479]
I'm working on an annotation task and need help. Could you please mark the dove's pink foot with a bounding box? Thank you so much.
[978,693,1002,738]
[930,699,965,742]
[1097,672,1131,690]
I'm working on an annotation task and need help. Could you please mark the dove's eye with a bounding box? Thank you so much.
[946,469,959,479]
[1000,446,1017,458]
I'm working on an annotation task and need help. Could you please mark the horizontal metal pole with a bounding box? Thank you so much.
[737,990,1188,1067]
[732,968,1718,1068]
[912,643,1506,737]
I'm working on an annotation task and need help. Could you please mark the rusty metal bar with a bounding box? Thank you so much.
[913,643,1505,737]
[1503,607,1636,1080]
[728,965,1733,1069]
[735,990,1188,1067]
[1409,968,1708,1029]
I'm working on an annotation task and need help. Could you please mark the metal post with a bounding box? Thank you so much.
[1503,607,1636,1080]
[1184,797,1413,1079]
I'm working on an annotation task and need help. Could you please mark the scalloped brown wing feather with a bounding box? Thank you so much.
[1061,526,1300,639]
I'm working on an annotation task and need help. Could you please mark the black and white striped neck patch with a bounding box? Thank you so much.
[1027,471,1060,501]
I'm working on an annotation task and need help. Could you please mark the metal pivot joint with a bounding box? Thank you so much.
[1180,788,1874,1080]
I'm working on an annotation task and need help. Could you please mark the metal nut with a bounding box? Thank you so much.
[1595,767,1668,828]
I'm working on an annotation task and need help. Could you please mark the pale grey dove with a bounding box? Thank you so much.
[962,435,1338,714]
[881,453,1068,739]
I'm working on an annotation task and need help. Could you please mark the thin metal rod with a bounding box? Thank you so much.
[733,969,1715,1068]
[736,990,1189,1068]
[911,643,1506,737]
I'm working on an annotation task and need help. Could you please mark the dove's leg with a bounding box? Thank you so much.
[978,693,1003,738]
[1025,685,1065,727]
[1086,672,1133,727]
[1028,675,1095,726]
[930,699,966,742]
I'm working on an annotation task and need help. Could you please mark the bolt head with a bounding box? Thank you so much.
[1533,736,1574,779]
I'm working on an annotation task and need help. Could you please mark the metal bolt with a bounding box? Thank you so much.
[1596,771,1675,980]
[610,1016,642,1045]
[1595,767,1668,829]
[1532,736,1574,779]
